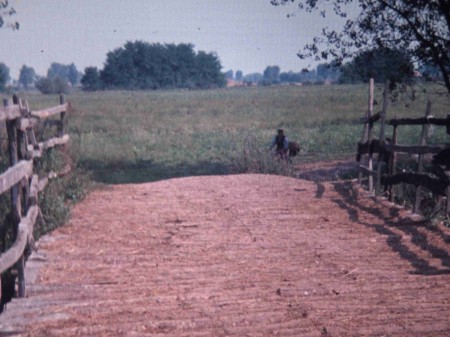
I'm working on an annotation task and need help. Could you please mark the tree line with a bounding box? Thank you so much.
[0,41,227,93]
[0,44,443,94]
[0,62,82,94]
[243,47,425,89]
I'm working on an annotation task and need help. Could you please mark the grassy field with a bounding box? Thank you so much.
[21,84,450,184]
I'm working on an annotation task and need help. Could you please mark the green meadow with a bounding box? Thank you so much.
[21,84,450,184]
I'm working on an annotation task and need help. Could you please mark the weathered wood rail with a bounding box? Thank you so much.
[357,79,450,217]
[0,94,69,300]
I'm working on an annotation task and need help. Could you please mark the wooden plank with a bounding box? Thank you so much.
[384,144,443,155]
[357,80,373,184]
[16,117,40,131]
[31,103,68,119]
[376,80,389,195]
[414,100,432,214]
[59,94,67,136]
[0,105,21,121]
[388,125,398,202]
[417,100,432,172]
[0,160,33,195]
[16,255,25,297]
[29,174,39,206]
[27,147,42,159]
[0,222,27,274]
[0,205,39,274]
[367,78,374,192]
[361,111,381,125]
[389,116,450,127]
[38,177,49,192]
[27,128,38,149]
[5,98,22,224]
[37,165,71,192]
[357,139,383,157]
[43,134,69,149]
[27,134,70,158]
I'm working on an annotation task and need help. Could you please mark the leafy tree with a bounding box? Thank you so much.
[193,51,226,88]
[339,47,414,88]
[81,67,102,91]
[0,62,10,91]
[166,43,197,87]
[47,63,80,86]
[279,68,319,84]
[47,63,67,80]
[243,72,263,83]
[67,64,81,86]
[419,63,443,82]
[100,41,226,90]
[280,71,303,83]
[235,70,243,81]
[35,77,69,95]
[225,70,234,80]
[263,65,280,85]
[271,0,450,93]
[18,65,36,89]
[316,63,340,82]
[0,1,18,30]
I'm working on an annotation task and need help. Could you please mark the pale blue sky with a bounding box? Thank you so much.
[1,0,352,80]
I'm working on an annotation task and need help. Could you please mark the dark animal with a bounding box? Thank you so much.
[288,141,300,157]
[432,148,450,170]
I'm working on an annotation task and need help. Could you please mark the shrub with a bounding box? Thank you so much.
[81,67,102,91]
[228,134,294,177]
[33,147,90,239]
[35,76,70,95]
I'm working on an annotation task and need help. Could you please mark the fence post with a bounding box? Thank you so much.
[388,122,398,202]
[446,174,450,219]
[358,80,373,185]
[413,100,432,214]
[359,79,375,191]
[447,114,450,135]
[24,100,38,151]
[4,97,26,297]
[59,94,66,137]
[4,98,21,223]
[376,80,389,195]
[15,97,29,160]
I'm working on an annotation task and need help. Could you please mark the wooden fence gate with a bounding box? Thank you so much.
[357,79,450,218]
[0,94,69,300]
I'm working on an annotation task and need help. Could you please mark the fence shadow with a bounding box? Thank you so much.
[332,181,450,276]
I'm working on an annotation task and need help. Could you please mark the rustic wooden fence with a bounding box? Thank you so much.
[0,94,69,300]
[357,79,450,217]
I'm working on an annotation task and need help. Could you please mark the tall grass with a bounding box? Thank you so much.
[19,84,449,183]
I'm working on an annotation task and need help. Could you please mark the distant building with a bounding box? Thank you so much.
[227,79,256,87]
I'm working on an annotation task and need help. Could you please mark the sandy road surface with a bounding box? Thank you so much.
[1,174,449,336]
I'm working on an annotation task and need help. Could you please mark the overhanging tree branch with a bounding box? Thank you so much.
[271,0,450,94]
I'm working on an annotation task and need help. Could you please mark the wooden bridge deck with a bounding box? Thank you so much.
[0,174,449,336]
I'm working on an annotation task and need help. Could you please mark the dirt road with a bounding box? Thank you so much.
[1,174,449,336]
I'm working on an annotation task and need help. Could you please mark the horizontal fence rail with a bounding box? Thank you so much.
[0,160,33,194]
[0,94,70,300]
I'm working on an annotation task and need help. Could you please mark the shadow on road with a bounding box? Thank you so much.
[332,181,450,276]
[80,159,230,184]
